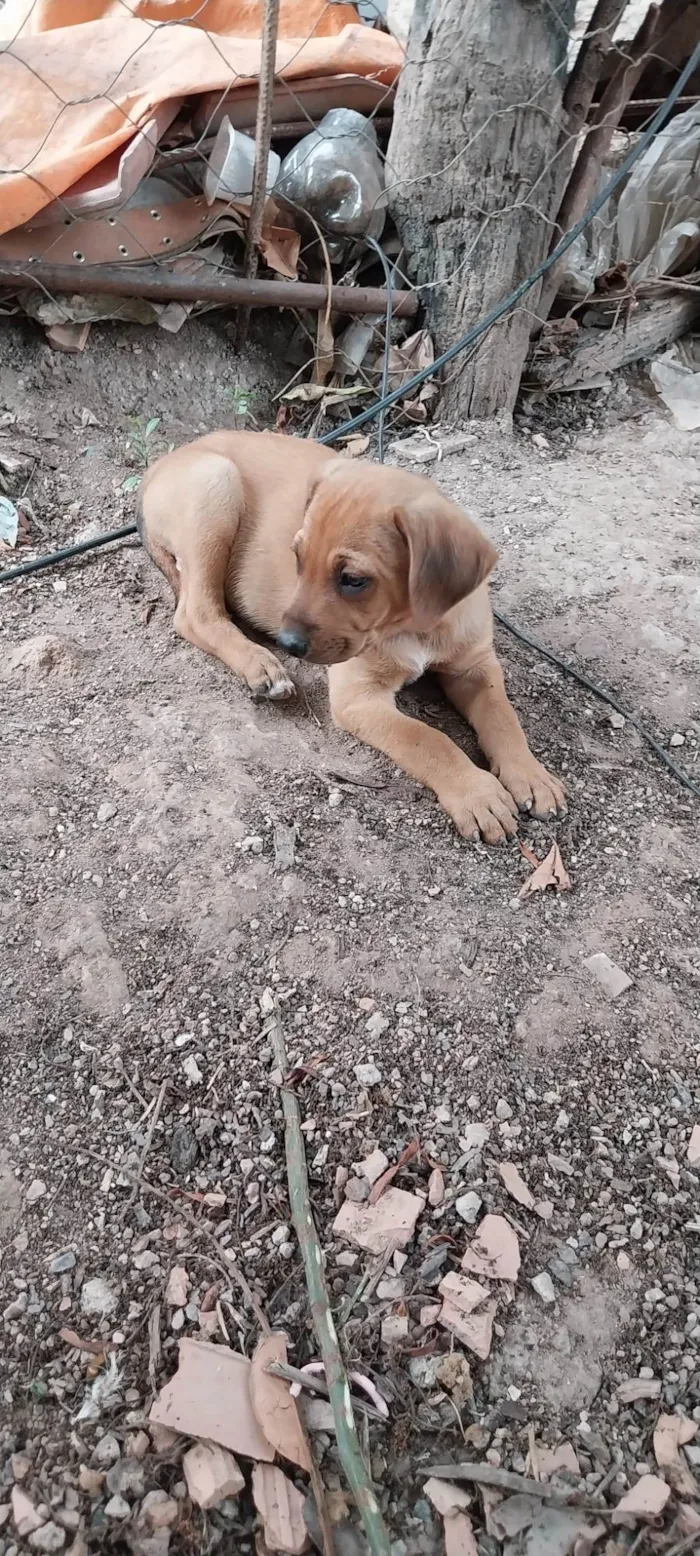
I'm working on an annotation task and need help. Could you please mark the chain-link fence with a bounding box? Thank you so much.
[0,0,698,412]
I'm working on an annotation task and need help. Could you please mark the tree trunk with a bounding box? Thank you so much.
[387,0,576,420]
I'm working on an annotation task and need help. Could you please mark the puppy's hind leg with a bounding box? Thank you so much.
[141,448,295,702]
[175,541,296,701]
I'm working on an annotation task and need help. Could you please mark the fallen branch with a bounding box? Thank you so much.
[268,1002,392,1556]
[538,0,680,321]
[563,0,628,137]
[525,291,700,390]
[0,261,418,318]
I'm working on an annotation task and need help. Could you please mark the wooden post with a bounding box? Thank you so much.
[387,0,576,420]
[237,0,281,347]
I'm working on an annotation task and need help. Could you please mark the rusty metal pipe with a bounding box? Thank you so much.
[0,260,418,317]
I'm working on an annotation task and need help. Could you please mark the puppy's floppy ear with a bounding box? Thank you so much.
[395,494,498,629]
[304,458,348,510]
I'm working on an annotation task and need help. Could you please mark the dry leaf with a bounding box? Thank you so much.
[498,1161,535,1210]
[252,1463,308,1555]
[462,1214,520,1282]
[149,1338,274,1461]
[611,1474,671,1526]
[281,383,368,405]
[518,840,540,869]
[340,434,370,458]
[312,307,334,387]
[518,842,571,900]
[141,599,158,626]
[368,1138,420,1204]
[250,1333,311,1471]
[259,222,300,280]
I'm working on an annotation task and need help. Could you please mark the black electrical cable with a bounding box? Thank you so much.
[4,37,700,592]
[0,524,138,583]
[493,608,700,803]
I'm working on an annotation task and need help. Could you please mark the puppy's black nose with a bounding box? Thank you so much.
[278,626,309,659]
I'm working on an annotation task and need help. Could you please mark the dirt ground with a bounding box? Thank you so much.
[1,314,699,1555]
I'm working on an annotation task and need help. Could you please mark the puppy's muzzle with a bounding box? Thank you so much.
[277,625,309,659]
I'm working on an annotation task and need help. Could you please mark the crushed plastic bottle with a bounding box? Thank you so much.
[274,108,386,258]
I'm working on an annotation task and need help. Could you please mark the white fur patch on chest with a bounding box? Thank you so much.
[388,633,433,682]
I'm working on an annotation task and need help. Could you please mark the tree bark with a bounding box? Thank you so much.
[387,0,576,419]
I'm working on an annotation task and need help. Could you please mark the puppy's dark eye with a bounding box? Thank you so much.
[338,570,370,596]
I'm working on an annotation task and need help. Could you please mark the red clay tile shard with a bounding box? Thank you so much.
[252,1463,309,1554]
[443,1512,479,1556]
[462,1214,520,1283]
[249,1333,311,1472]
[332,1187,423,1253]
[611,1475,671,1527]
[438,1272,497,1360]
[498,1162,535,1211]
[183,1442,245,1510]
[149,1339,274,1461]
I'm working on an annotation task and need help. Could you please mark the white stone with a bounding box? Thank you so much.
[455,1192,482,1226]
[354,1062,382,1087]
[531,1272,556,1305]
[81,1278,118,1318]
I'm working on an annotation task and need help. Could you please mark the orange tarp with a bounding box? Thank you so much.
[0,0,402,236]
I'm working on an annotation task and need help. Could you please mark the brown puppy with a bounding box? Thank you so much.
[139,429,564,842]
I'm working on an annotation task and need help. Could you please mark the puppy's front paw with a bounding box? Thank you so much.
[494,756,566,819]
[244,648,296,702]
[443,771,518,844]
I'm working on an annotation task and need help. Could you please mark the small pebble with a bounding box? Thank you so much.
[354,1062,382,1088]
[455,1192,482,1226]
[49,1251,76,1275]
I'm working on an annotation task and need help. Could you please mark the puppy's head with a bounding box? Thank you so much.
[278,458,497,664]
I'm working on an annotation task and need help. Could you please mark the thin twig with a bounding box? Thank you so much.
[339,1242,397,1327]
[148,1303,161,1389]
[426,1461,622,1516]
[266,1361,385,1422]
[268,1002,391,1556]
[83,1148,270,1334]
[666,1529,700,1556]
[127,1078,168,1208]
